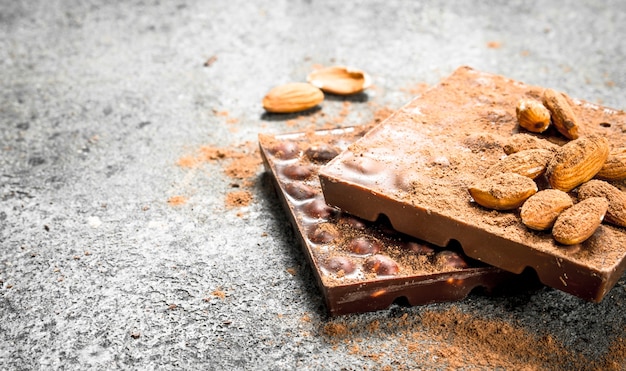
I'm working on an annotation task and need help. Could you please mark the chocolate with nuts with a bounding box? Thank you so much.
[319,66,626,302]
[259,126,521,316]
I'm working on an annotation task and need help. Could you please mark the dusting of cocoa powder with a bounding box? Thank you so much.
[174,141,262,210]
[320,306,626,370]
[167,195,187,206]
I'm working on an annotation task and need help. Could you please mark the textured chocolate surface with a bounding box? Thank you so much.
[319,66,626,302]
[259,126,521,316]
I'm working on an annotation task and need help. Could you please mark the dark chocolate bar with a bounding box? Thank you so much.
[319,66,626,302]
[259,126,521,316]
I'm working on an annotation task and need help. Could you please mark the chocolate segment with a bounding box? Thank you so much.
[319,66,626,302]
[259,126,523,316]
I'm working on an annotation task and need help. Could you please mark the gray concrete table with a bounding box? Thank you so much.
[2,1,626,369]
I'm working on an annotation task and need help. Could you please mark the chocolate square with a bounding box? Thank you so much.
[259,125,521,316]
[319,66,626,302]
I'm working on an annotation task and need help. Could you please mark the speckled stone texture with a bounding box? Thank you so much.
[1,1,626,370]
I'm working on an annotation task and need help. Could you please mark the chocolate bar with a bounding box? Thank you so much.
[259,126,522,316]
[319,66,626,302]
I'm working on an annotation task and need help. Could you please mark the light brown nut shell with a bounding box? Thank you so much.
[469,172,538,210]
[485,148,554,179]
[541,88,579,140]
[552,197,608,245]
[520,189,574,230]
[578,179,626,227]
[596,148,626,181]
[502,133,559,155]
[516,99,551,133]
[262,82,324,113]
[546,134,610,192]
[307,66,371,95]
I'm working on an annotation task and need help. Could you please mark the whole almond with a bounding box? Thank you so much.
[262,83,324,113]
[516,99,551,133]
[541,88,580,140]
[578,179,626,227]
[503,133,559,155]
[546,134,610,192]
[307,66,371,95]
[485,148,554,179]
[469,172,538,210]
[596,148,626,181]
[552,197,608,245]
[520,189,574,230]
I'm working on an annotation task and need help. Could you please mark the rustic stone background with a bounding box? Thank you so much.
[1,1,625,369]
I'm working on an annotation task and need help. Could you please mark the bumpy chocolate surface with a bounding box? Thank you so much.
[319,66,626,302]
[259,126,521,316]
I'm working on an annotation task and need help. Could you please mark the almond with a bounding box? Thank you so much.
[307,66,371,95]
[485,148,554,179]
[502,133,559,155]
[469,172,538,210]
[262,83,324,113]
[541,88,579,140]
[578,179,626,227]
[520,189,573,230]
[516,99,551,133]
[552,197,608,245]
[546,134,610,192]
[596,148,626,181]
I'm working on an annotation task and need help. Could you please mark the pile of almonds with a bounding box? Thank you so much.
[469,88,626,245]
[262,66,371,113]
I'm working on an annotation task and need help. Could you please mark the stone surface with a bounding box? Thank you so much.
[1,0,625,369]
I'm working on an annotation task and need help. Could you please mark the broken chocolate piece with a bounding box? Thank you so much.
[319,66,626,302]
[259,125,523,316]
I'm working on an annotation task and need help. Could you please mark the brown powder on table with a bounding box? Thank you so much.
[167,195,188,206]
[175,141,262,210]
[321,306,625,370]
[225,190,253,209]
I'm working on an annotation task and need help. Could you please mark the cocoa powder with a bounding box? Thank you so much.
[320,306,625,370]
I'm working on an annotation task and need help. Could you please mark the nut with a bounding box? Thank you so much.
[363,255,399,276]
[469,172,538,210]
[552,197,608,245]
[516,99,551,133]
[546,134,610,192]
[596,148,626,181]
[541,88,580,139]
[578,179,626,227]
[485,148,554,179]
[502,133,559,155]
[262,82,324,113]
[307,66,371,95]
[520,189,574,230]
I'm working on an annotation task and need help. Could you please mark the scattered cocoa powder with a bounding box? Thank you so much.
[175,141,262,209]
[320,306,625,370]
[167,195,187,206]
[211,289,227,300]
[225,190,253,209]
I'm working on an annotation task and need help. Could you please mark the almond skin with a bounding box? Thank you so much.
[552,197,608,245]
[469,172,538,210]
[307,66,371,95]
[502,133,559,155]
[485,148,554,179]
[520,189,574,231]
[541,88,580,140]
[516,99,551,133]
[578,179,626,227]
[596,148,626,181]
[262,83,324,113]
[546,134,610,192]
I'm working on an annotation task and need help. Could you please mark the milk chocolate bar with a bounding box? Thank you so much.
[319,66,626,302]
[259,126,521,316]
